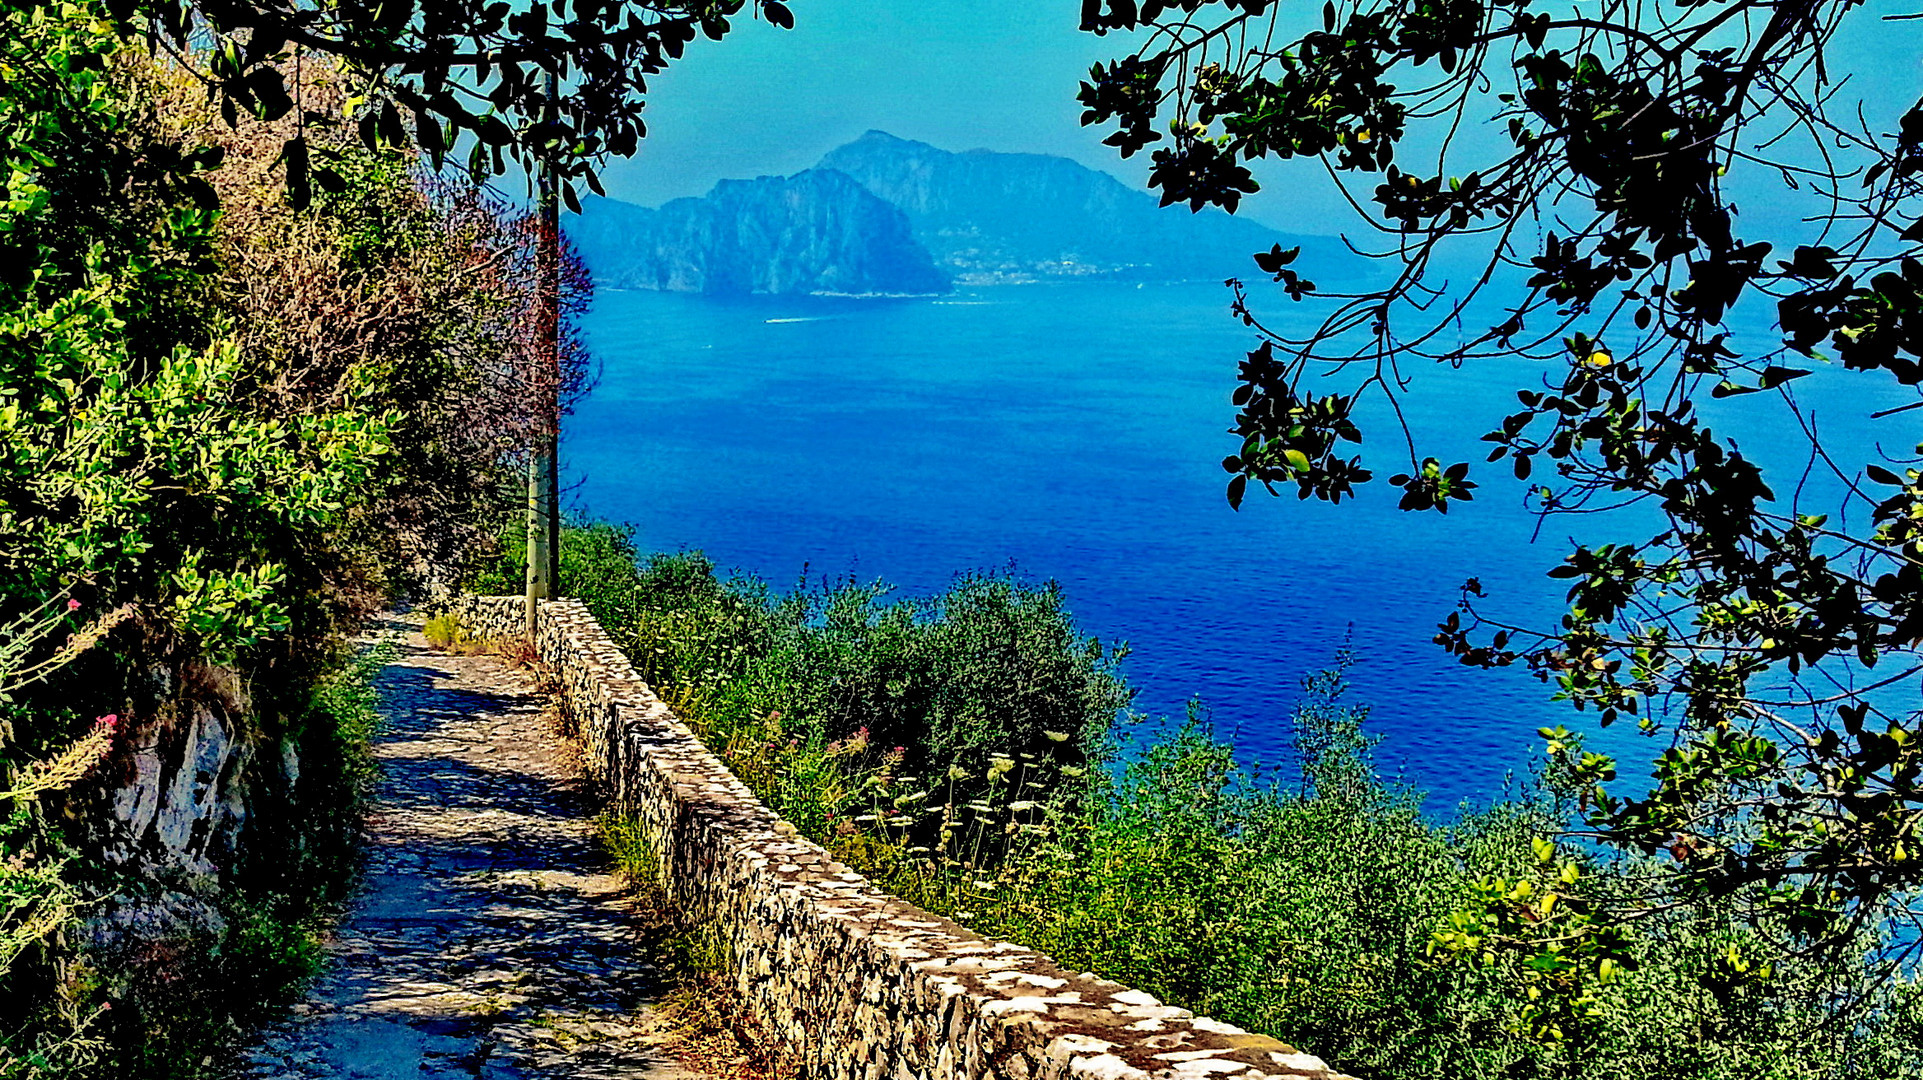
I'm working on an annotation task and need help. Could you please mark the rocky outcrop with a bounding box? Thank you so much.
[816,130,1316,285]
[458,595,1357,1080]
[57,646,321,969]
[569,170,952,296]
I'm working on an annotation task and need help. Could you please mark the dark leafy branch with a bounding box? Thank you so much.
[101,0,794,208]
[1081,0,1923,977]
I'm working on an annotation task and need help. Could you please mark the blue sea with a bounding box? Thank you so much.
[567,280,1913,811]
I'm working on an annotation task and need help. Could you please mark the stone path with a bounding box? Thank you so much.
[236,617,701,1080]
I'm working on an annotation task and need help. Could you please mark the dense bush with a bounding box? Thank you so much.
[476,532,1127,843]
[624,549,1125,839]
[520,525,1923,1080]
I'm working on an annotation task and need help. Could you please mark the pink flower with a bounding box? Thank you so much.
[66,599,79,612]
[95,714,119,735]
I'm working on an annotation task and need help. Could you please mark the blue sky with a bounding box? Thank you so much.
[594,1,1923,246]
[596,0,1177,207]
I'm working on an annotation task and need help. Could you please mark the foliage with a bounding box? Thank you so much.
[0,1,584,1071]
[533,535,1923,1078]
[291,639,393,832]
[150,52,592,603]
[0,5,388,651]
[592,548,1129,832]
[18,0,798,211]
[0,599,125,1079]
[3,3,588,646]
[1080,0,1923,968]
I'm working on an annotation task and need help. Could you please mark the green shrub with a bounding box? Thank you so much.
[518,525,1923,1080]
[469,520,648,635]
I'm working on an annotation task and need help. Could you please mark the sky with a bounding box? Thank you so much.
[597,0,1152,204]
[593,0,1352,229]
[594,0,1923,247]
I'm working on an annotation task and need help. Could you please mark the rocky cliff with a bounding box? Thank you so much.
[66,648,315,951]
[815,130,1312,284]
[569,169,952,296]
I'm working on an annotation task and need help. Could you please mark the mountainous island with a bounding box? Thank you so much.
[564,167,949,296]
[568,131,1325,296]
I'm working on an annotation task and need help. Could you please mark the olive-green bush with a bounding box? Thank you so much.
[525,526,1923,1080]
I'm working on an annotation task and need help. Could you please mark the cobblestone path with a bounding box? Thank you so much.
[238,617,700,1080]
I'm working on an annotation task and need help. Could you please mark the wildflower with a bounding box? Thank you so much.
[65,599,80,612]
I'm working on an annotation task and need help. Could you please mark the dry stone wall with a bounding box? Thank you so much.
[458,595,1356,1080]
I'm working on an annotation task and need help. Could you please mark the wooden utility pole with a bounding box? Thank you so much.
[525,68,562,642]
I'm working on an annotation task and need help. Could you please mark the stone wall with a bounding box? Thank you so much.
[458,595,1356,1080]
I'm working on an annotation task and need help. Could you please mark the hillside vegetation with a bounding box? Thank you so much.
[480,524,1923,1080]
[0,7,571,1074]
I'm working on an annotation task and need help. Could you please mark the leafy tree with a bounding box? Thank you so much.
[76,0,789,619]
[81,0,796,206]
[0,4,611,1069]
[1079,0,1923,1009]
[0,3,387,650]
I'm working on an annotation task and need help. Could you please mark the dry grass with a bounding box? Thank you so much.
[422,613,490,655]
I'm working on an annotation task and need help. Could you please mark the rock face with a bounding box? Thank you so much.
[568,169,952,296]
[72,655,301,950]
[816,130,1307,284]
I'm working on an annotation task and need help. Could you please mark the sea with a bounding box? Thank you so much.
[566,279,1915,812]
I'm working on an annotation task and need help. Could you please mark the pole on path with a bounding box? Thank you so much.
[526,67,563,644]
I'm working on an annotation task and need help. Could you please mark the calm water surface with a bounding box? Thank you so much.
[567,281,1912,809]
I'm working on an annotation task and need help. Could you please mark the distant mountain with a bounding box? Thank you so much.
[568,131,1342,296]
[816,130,1312,284]
[569,169,951,297]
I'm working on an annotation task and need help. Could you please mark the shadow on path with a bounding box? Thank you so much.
[235,622,700,1080]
